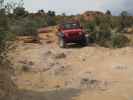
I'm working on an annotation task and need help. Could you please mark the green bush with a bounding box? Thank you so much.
[91,31,111,47]
[91,16,112,46]
[11,16,47,37]
[47,16,57,26]
[0,8,15,54]
[111,32,129,48]
[84,21,96,32]
[86,15,130,48]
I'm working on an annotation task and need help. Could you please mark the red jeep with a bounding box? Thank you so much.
[58,20,88,48]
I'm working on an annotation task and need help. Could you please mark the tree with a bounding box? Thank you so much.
[47,10,55,17]
[47,11,56,26]
[2,0,24,14]
[38,9,44,14]
[106,10,112,16]
[120,11,131,29]
[51,11,55,16]
[13,7,28,17]
[120,11,128,17]
[0,0,4,9]
[62,13,66,16]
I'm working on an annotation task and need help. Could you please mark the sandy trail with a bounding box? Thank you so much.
[10,31,133,100]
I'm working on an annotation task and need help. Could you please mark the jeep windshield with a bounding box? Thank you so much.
[62,23,80,30]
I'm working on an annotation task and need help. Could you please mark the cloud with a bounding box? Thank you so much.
[100,0,133,15]
[24,0,107,14]
[123,0,133,14]
[23,0,133,15]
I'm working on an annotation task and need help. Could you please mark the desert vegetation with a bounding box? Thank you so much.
[0,0,133,100]
[0,0,17,99]
[1,0,133,47]
[80,10,133,48]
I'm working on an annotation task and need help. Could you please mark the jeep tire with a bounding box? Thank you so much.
[80,35,88,46]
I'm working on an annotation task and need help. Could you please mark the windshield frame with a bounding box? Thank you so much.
[62,22,81,30]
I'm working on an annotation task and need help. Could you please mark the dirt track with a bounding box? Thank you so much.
[10,30,133,100]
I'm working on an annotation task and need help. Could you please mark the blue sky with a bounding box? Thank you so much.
[22,0,133,15]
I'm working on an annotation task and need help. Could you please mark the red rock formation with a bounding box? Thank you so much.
[82,11,104,21]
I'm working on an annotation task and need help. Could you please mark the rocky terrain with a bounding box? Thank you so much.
[8,29,133,100]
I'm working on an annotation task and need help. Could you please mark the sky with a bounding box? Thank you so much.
[22,0,133,15]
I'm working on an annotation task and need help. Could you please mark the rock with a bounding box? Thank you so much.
[46,40,53,44]
[28,61,34,66]
[48,62,55,67]
[98,80,110,91]
[82,58,86,61]
[54,53,66,59]
[21,64,31,72]
[113,64,128,70]
[19,60,35,72]
[19,60,27,64]
[55,85,60,89]
[45,51,52,56]
[80,71,100,89]
[80,78,99,87]
[19,60,34,66]
[54,66,65,75]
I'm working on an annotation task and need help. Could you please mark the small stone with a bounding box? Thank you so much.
[55,85,60,89]
[54,53,66,59]
[82,58,86,61]
[113,64,128,70]
[28,61,34,66]
[45,51,52,56]
[21,64,31,72]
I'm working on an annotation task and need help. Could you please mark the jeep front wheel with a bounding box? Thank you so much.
[80,35,88,46]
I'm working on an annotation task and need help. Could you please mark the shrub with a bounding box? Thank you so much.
[119,11,133,31]
[86,15,130,48]
[90,16,112,46]
[0,8,15,54]
[0,4,16,100]
[47,16,57,26]
[90,31,129,48]
[91,31,111,47]
[111,32,129,48]
[84,20,96,32]
[10,16,48,37]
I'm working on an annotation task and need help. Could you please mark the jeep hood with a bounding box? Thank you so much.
[62,29,83,34]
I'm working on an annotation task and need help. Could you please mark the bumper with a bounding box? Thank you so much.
[64,35,86,43]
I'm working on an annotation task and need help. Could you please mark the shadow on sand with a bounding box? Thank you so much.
[17,88,80,100]
[65,43,86,49]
